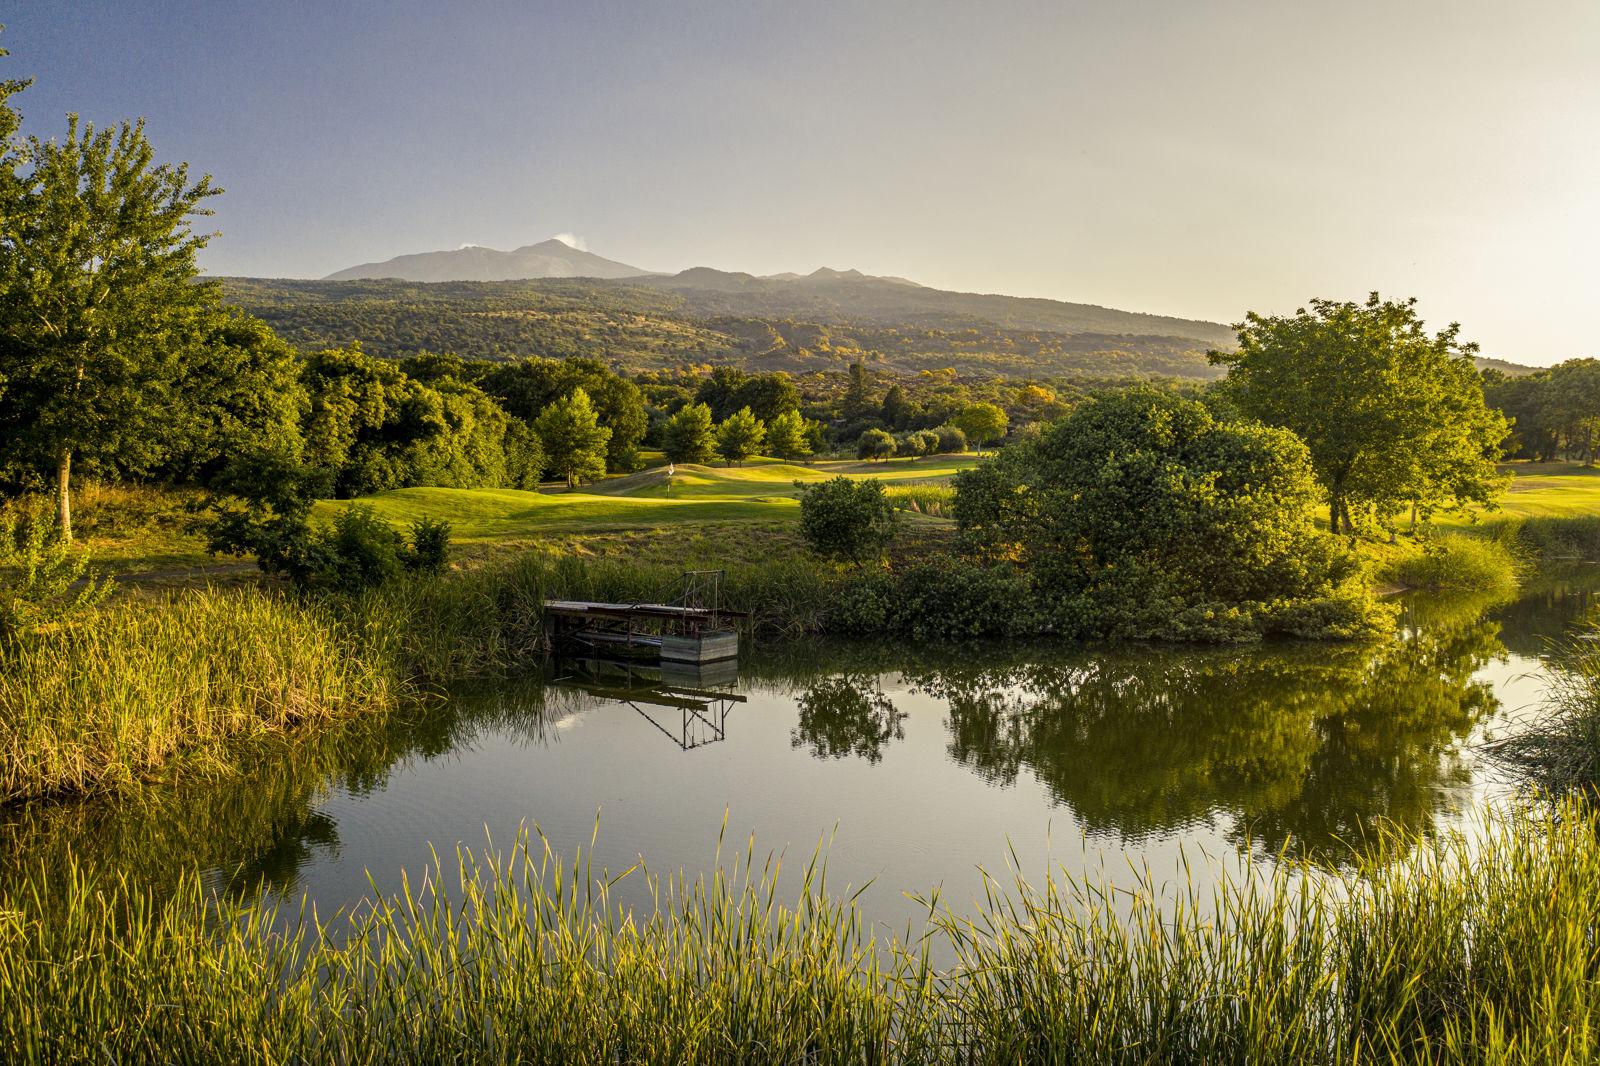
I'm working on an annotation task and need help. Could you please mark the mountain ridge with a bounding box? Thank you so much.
[324,239,651,282]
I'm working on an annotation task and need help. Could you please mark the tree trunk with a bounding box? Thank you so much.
[56,449,73,541]
[1329,497,1341,534]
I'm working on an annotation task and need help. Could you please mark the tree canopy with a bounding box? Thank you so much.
[662,401,717,464]
[715,407,765,466]
[952,402,1009,448]
[954,388,1384,641]
[0,112,219,537]
[534,388,611,487]
[1211,294,1508,532]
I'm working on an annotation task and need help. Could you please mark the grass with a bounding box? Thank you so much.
[1495,625,1600,797]
[0,550,854,804]
[314,456,980,544]
[0,589,409,805]
[3,802,1600,1063]
[1376,532,1523,594]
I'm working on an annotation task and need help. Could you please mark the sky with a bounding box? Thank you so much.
[4,0,1598,364]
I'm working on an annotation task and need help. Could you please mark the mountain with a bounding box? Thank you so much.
[637,267,1237,347]
[323,239,651,282]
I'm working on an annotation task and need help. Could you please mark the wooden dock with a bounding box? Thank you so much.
[544,595,742,664]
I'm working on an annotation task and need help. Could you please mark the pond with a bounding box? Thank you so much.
[5,568,1599,933]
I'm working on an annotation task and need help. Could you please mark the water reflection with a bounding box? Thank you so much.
[551,657,744,751]
[0,578,1585,909]
[791,674,905,764]
[768,587,1511,861]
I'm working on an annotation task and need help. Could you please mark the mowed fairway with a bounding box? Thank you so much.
[319,455,982,542]
[1491,462,1600,518]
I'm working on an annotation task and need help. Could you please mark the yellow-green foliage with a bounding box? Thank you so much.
[0,590,406,804]
[1385,532,1522,593]
[2,804,1599,1063]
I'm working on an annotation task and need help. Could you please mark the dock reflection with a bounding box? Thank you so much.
[550,656,745,751]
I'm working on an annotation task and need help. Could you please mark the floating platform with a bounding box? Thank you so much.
[544,599,743,663]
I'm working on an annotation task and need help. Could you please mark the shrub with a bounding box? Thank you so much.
[0,496,113,644]
[797,476,898,564]
[890,562,1033,640]
[1387,532,1521,593]
[856,428,896,462]
[406,517,453,575]
[955,388,1387,641]
[932,424,968,454]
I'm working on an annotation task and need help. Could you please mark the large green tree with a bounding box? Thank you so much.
[954,388,1381,640]
[765,408,812,461]
[952,402,1009,448]
[715,407,765,466]
[662,401,717,464]
[0,113,219,537]
[480,357,646,472]
[1211,294,1508,532]
[534,388,610,487]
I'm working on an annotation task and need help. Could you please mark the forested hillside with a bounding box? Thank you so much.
[222,274,1227,379]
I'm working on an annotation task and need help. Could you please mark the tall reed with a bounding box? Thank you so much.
[0,589,406,804]
[2,803,1598,1063]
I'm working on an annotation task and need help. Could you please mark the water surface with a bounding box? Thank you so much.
[5,569,1598,931]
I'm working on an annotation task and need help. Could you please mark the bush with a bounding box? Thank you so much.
[406,517,452,575]
[954,388,1388,641]
[0,496,113,644]
[1387,532,1521,593]
[205,454,451,593]
[797,477,899,564]
[932,425,968,454]
[857,428,896,462]
[889,562,1034,640]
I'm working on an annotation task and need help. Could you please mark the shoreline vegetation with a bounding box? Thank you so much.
[3,803,1598,1063]
[0,511,1543,809]
[0,488,1578,809]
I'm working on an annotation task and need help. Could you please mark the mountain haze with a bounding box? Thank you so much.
[324,239,650,282]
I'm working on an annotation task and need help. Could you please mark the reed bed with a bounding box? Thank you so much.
[1,803,1598,1064]
[0,555,848,803]
[0,589,406,805]
[884,483,956,517]
[1384,532,1522,593]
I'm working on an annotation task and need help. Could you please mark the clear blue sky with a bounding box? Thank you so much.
[5,0,1597,363]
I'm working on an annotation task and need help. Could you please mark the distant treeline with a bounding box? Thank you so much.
[1486,360,1600,462]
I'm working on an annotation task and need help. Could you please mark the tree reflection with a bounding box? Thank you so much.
[0,681,558,904]
[771,587,1514,865]
[791,674,905,764]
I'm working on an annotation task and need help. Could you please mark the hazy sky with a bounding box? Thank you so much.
[5,1,1598,363]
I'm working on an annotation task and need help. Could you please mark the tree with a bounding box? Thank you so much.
[534,387,611,487]
[952,403,1009,449]
[797,476,899,564]
[881,385,912,429]
[932,425,968,454]
[857,427,897,462]
[953,388,1381,640]
[844,360,875,417]
[693,366,748,421]
[1211,294,1509,533]
[481,357,646,472]
[662,401,717,464]
[765,408,812,460]
[300,345,511,496]
[715,407,766,466]
[160,311,308,484]
[0,113,219,538]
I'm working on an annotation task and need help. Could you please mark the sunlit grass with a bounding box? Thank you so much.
[3,803,1598,1063]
